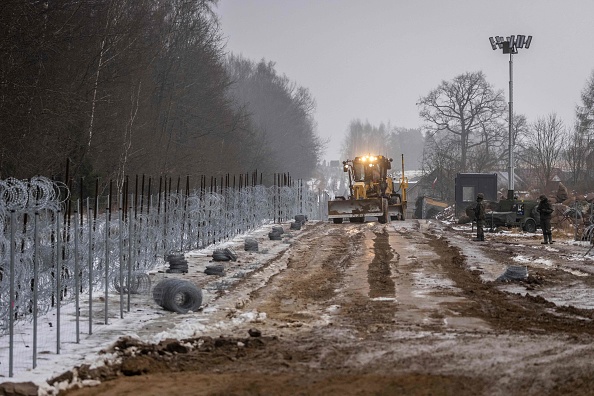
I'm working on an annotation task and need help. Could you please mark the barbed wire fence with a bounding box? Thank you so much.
[0,174,322,377]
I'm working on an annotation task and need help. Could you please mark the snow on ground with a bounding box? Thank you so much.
[0,222,298,394]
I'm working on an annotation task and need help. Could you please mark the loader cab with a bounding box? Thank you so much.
[352,162,367,182]
[352,155,391,182]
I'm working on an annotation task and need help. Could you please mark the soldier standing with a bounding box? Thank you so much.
[474,193,486,241]
[537,194,554,244]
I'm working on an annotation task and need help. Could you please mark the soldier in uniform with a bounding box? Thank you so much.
[537,194,554,244]
[474,193,486,241]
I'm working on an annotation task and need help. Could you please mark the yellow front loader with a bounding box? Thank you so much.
[328,154,407,224]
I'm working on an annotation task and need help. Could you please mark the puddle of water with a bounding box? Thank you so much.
[444,316,492,331]
[411,270,455,293]
[370,297,397,302]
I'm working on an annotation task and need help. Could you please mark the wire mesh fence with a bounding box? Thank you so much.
[0,175,322,377]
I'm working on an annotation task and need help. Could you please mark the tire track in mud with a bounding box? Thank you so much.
[339,225,399,335]
[368,229,396,299]
[429,232,594,335]
[248,223,359,326]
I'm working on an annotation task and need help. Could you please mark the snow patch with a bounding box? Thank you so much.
[370,297,397,302]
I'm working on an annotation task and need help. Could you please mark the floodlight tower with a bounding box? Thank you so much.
[489,35,532,200]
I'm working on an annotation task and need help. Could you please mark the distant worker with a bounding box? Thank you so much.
[473,193,486,241]
[537,194,554,244]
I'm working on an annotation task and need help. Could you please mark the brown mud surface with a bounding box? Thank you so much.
[59,220,594,396]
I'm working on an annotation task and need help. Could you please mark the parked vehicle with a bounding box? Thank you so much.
[467,199,540,232]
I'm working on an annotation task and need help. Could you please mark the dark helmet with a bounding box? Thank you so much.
[477,193,484,200]
[539,194,547,201]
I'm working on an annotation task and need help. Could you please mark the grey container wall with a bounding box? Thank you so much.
[455,173,498,216]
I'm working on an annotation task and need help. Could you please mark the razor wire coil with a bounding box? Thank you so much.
[1,177,320,331]
[152,279,202,314]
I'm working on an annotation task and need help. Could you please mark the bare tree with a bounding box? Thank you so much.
[574,69,594,189]
[421,133,460,201]
[576,69,594,134]
[466,116,506,173]
[519,114,566,192]
[418,71,506,172]
[563,122,589,190]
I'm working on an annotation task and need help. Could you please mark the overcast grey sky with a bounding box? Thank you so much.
[217,0,594,161]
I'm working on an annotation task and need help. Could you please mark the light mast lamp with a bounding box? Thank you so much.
[489,35,532,200]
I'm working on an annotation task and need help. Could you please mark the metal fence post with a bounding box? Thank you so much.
[9,210,16,377]
[118,204,124,319]
[33,211,39,368]
[56,210,62,354]
[105,211,110,325]
[74,203,80,343]
[87,198,93,335]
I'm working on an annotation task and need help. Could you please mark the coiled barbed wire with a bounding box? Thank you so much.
[152,278,202,313]
[0,176,68,212]
[0,177,320,331]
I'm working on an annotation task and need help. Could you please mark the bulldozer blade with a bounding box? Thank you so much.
[328,198,384,219]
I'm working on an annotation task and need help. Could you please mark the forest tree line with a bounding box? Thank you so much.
[0,0,323,193]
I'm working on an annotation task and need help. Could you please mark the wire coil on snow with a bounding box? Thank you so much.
[212,248,237,262]
[244,238,258,252]
[152,279,202,314]
[205,264,225,275]
[166,253,188,273]
[294,214,307,225]
[268,225,284,240]
[113,272,152,294]
[582,224,594,242]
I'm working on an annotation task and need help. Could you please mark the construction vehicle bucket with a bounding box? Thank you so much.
[328,198,384,219]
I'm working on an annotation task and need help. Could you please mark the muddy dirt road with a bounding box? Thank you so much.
[61,220,594,396]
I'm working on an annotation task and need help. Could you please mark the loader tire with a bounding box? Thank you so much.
[332,218,343,224]
[378,198,390,224]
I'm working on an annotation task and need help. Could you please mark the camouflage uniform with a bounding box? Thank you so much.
[474,193,486,241]
[537,195,554,244]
